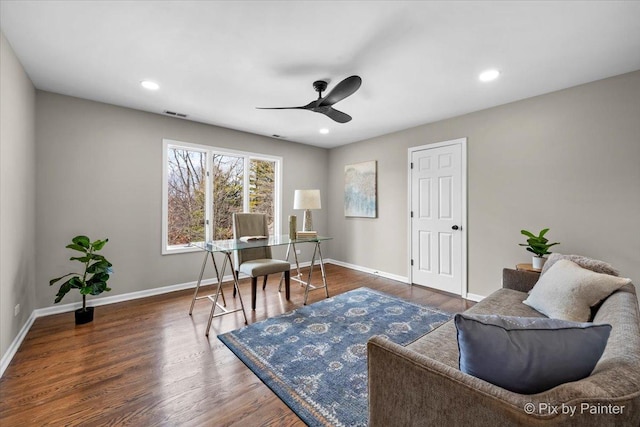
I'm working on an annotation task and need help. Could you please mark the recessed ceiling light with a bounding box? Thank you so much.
[319,128,329,134]
[479,69,500,82]
[141,80,159,90]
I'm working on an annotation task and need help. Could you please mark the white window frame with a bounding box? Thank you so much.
[162,138,282,254]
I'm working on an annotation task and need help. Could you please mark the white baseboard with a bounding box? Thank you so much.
[465,293,485,302]
[326,259,409,284]
[0,260,323,378]
[31,259,316,318]
[0,275,226,378]
[0,258,400,378]
[32,277,220,318]
[0,311,36,378]
[323,260,485,302]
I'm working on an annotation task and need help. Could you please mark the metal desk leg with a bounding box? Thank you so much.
[302,241,330,305]
[205,254,226,336]
[228,253,248,325]
[317,242,329,298]
[279,241,303,292]
[189,250,209,315]
[303,243,318,305]
[205,251,248,336]
[210,252,227,306]
[190,252,226,315]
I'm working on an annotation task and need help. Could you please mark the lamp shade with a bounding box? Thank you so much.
[294,189,321,210]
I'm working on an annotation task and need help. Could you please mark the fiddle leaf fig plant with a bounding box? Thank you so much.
[49,235,113,311]
[519,228,560,257]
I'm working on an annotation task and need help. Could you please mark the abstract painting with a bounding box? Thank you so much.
[344,160,377,218]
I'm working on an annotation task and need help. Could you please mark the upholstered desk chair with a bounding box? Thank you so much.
[232,213,291,310]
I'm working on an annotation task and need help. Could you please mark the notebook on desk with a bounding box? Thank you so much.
[239,235,268,242]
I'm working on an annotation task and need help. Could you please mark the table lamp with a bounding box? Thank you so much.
[294,189,321,231]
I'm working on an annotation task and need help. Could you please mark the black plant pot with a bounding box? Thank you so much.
[75,307,94,325]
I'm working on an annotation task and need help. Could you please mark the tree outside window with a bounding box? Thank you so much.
[167,148,206,246]
[163,141,280,253]
[212,154,243,240]
[250,159,276,235]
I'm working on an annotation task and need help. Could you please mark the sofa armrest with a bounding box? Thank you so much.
[368,335,640,427]
[368,335,533,426]
[502,268,539,293]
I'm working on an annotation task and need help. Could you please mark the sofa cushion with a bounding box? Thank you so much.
[406,288,543,368]
[455,313,611,394]
[541,252,619,277]
[523,259,631,322]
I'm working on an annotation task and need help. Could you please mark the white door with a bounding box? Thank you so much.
[410,139,465,295]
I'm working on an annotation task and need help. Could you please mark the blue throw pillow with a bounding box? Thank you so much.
[454,314,611,394]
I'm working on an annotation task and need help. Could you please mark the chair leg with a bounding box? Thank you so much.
[262,275,268,290]
[233,271,238,297]
[251,277,258,310]
[284,270,290,301]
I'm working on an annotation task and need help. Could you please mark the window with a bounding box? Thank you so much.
[166,146,207,246]
[162,139,281,254]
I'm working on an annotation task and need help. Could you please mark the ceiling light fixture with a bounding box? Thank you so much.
[141,80,159,90]
[479,69,500,82]
[319,128,329,134]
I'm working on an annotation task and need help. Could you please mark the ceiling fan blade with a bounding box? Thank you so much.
[256,106,306,111]
[319,75,362,107]
[323,107,352,123]
[257,99,318,111]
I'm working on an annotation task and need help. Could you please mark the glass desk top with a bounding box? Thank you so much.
[191,234,332,253]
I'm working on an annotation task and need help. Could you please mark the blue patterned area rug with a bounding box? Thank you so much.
[218,287,451,427]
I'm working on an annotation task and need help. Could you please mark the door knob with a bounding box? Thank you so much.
[452,225,459,230]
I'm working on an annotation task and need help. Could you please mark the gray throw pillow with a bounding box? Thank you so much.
[455,314,611,394]
[524,259,631,322]
[541,253,619,277]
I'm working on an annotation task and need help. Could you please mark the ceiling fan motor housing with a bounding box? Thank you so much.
[313,80,328,94]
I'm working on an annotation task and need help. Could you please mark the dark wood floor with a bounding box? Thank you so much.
[0,264,474,426]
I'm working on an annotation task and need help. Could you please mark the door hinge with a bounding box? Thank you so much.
[411,259,414,266]
[410,211,413,218]
[410,162,414,169]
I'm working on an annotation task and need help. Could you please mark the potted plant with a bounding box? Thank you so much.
[519,228,560,270]
[49,235,113,324]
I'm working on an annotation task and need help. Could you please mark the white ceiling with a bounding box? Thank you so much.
[2,1,640,148]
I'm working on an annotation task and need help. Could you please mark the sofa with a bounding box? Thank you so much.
[368,268,640,426]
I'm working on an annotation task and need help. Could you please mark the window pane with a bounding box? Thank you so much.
[249,159,276,234]
[212,154,244,240]
[167,148,206,246]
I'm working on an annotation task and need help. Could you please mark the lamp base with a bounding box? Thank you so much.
[302,209,314,231]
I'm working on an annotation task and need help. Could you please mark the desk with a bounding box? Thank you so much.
[189,235,332,336]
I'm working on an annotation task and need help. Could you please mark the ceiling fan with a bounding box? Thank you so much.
[257,75,362,123]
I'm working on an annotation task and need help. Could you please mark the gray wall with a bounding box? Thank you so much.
[3,42,638,368]
[328,70,640,297]
[35,92,329,310]
[0,32,36,360]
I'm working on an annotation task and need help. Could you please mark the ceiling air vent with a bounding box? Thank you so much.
[163,110,187,118]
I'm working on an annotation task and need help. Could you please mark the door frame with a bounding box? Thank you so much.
[407,138,468,297]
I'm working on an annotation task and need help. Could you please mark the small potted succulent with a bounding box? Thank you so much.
[519,228,560,270]
[49,235,113,324]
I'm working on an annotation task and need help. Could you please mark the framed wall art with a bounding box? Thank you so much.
[344,160,377,218]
